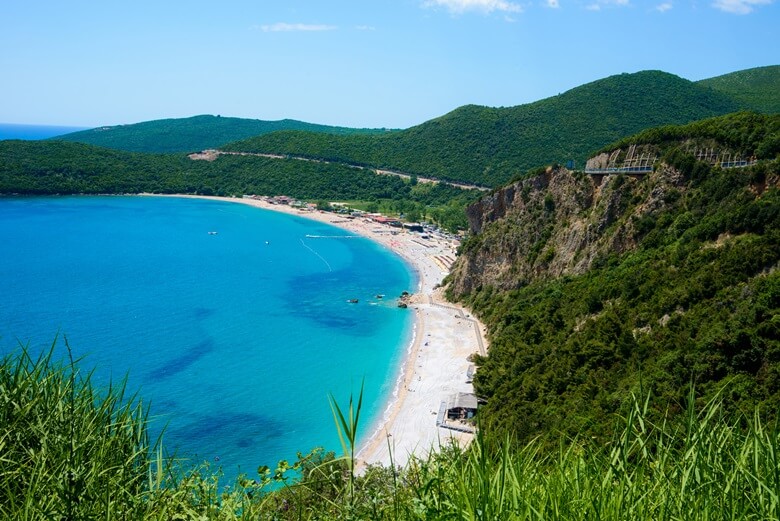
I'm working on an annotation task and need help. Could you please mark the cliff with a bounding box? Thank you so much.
[443,112,780,446]
[448,165,687,295]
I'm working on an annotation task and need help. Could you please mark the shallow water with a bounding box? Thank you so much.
[0,196,414,480]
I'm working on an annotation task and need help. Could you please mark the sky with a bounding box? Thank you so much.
[1,0,777,129]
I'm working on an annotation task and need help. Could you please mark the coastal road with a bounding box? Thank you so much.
[189,149,490,192]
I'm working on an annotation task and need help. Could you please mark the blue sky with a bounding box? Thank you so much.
[1,0,777,129]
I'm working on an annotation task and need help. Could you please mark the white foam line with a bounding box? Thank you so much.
[300,238,332,272]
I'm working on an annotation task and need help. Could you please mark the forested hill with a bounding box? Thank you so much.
[446,111,780,447]
[54,115,394,153]
[0,140,476,230]
[697,65,780,115]
[225,69,777,188]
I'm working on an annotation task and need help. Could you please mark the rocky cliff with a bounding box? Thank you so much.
[449,165,693,296]
[444,112,780,448]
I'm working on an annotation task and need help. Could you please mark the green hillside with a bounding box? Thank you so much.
[0,140,475,231]
[698,65,780,114]
[54,114,394,153]
[51,67,780,188]
[226,70,758,187]
[447,112,780,448]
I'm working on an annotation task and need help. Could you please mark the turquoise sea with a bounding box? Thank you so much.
[0,196,414,480]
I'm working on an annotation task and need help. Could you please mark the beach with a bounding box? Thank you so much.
[150,194,487,467]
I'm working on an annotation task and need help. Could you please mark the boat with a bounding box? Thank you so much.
[347,299,359,304]
[208,231,218,235]
[376,294,384,299]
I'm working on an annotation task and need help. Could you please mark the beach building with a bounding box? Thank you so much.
[466,365,476,384]
[371,215,402,227]
[445,392,479,420]
[269,195,292,205]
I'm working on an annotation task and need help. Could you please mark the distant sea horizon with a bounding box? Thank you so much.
[0,123,90,140]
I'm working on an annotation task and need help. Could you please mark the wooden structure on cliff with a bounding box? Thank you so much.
[584,145,656,185]
[585,144,757,183]
[688,146,757,169]
[585,144,656,175]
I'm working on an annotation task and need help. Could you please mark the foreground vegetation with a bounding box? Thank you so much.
[2,344,779,520]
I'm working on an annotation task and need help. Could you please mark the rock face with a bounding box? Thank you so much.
[448,165,687,296]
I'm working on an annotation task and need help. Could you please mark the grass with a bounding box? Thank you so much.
[0,340,161,519]
[2,342,778,519]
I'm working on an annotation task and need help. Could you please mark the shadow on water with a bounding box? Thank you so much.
[171,412,286,453]
[283,268,395,335]
[147,338,215,381]
[191,307,216,320]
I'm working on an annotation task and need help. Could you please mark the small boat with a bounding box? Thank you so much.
[376,294,385,299]
[208,231,218,235]
[347,299,359,304]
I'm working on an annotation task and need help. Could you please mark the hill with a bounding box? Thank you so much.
[0,140,476,231]
[697,65,780,114]
[54,114,394,153]
[446,112,780,446]
[226,69,776,187]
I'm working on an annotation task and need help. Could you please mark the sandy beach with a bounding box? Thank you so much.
[148,194,487,467]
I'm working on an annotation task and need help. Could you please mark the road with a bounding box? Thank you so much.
[189,149,490,192]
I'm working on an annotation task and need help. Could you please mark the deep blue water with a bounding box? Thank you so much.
[0,196,414,480]
[0,123,89,140]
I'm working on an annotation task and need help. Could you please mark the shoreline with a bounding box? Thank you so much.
[145,194,487,467]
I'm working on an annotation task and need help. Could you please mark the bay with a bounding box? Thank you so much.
[0,195,414,480]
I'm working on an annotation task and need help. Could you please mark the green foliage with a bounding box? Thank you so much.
[5,346,778,519]
[54,114,394,153]
[0,140,477,231]
[454,154,780,451]
[403,394,780,520]
[0,340,162,519]
[328,381,364,504]
[225,70,763,187]
[601,111,780,160]
[697,65,780,115]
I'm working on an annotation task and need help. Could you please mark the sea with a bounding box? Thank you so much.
[0,195,415,481]
[0,123,89,140]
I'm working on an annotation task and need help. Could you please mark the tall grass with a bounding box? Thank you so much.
[1,342,137,517]
[406,390,780,520]
[258,388,779,520]
[2,343,778,519]
[0,341,190,519]
[329,380,363,504]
